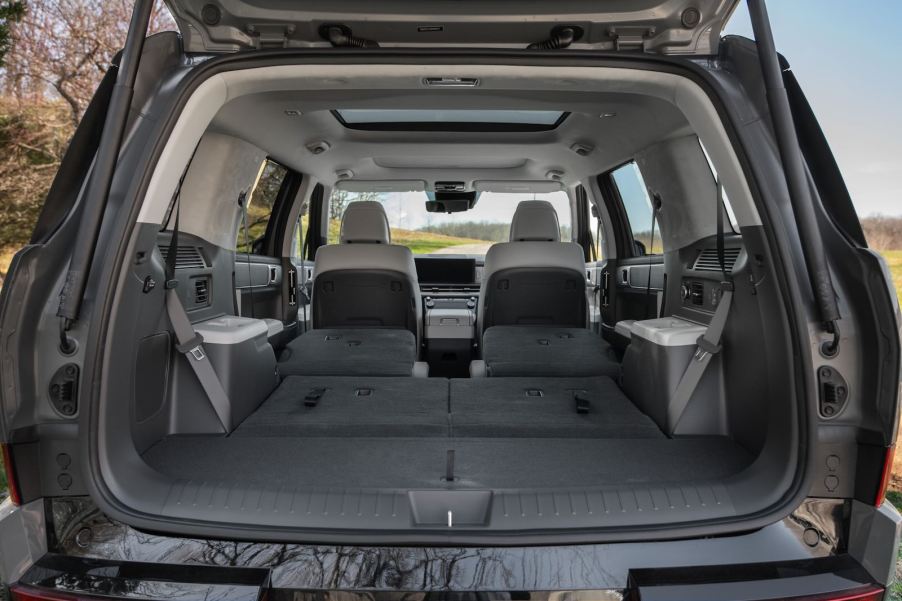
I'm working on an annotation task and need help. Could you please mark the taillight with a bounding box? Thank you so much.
[804,585,885,601]
[1,442,21,506]
[875,445,896,507]
[10,584,99,601]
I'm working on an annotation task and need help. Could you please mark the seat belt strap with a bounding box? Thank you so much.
[163,195,232,433]
[666,285,732,431]
[667,179,733,432]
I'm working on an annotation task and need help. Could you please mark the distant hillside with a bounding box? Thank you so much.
[421,221,572,242]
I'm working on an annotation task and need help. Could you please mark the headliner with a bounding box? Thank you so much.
[209,87,691,190]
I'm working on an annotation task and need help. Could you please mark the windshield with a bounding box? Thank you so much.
[327,190,572,255]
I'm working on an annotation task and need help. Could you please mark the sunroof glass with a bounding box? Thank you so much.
[336,109,565,125]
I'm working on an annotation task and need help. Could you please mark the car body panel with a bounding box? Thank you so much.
[165,0,740,54]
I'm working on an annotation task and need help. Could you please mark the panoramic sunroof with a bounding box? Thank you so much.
[333,109,568,132]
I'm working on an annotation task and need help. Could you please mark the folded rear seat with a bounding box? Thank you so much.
[234,375,448,437]
[278,328,427,377]
[450,376,662,438]
[474,326,620,378]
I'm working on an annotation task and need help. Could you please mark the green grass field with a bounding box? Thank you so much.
[322,218,486,254]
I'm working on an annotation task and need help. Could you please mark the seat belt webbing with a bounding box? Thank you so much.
[163,197,232,433]
[667,179,733,432]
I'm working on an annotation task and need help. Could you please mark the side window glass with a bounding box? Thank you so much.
[588,201,604,261]
[291,203,309,260]
[236,159,287,253]
[611,161,661,256]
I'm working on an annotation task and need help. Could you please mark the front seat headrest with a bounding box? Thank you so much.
[509,200,561,242]
[340,201,391,244]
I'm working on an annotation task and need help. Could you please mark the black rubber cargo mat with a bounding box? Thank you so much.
[233,376,450,437]
[450,376,663,438]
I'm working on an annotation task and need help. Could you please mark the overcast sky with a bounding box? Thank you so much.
[724,1,902,216]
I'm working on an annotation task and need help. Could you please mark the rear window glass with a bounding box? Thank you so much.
[327,190,572,255]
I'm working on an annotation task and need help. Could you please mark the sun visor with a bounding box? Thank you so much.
[473,181,564,193]
[334,180,426,192]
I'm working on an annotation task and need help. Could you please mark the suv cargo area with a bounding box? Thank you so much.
[79,58,807,539]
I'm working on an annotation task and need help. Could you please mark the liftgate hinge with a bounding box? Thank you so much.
[608,26,656,51]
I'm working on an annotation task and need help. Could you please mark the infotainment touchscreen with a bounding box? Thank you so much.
[414,257,476,284]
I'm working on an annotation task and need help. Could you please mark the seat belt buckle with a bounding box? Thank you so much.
[573,391,591,414]
[176,333,206,360]
[304,388,326,407]
[693,334,722,361]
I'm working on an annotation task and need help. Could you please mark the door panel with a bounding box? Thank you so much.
[234,255,282,320]
[612,256,665,323]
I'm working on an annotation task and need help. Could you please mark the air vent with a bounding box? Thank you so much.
[692,248,741,273]
[158,245,206,269]
[420,284,481,294]
[193,278,210,306]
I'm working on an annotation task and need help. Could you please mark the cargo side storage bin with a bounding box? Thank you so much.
[621,317,726,436]
[186,316,278,431]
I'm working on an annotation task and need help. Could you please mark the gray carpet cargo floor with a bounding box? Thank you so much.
[278,328,417,377]
[234,375,450,437]
[481,326,621,378]
[143,375,753,490]
[143,436,752,489]
[450,376,662,438]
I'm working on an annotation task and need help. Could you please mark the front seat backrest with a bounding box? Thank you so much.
[478,200,587,336]
[312,201,421,342]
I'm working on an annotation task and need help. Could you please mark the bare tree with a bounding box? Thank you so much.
[328,190,381,221]
[2,0,176,127]
[861,215,902,251]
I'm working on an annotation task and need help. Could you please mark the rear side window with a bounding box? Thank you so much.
[236,158,288,253]
[611,161,661,256]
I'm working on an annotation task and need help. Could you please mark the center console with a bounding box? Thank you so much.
[415,257,480,377]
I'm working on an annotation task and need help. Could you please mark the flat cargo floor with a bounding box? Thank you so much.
[143,375,752,490]
[143,436,751,489]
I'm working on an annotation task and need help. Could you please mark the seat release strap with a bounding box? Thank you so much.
[573,391,591,414]
[304,388,327,407]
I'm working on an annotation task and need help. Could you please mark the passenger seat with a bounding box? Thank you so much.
[472,200,618,378]
[279,201,427,377]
